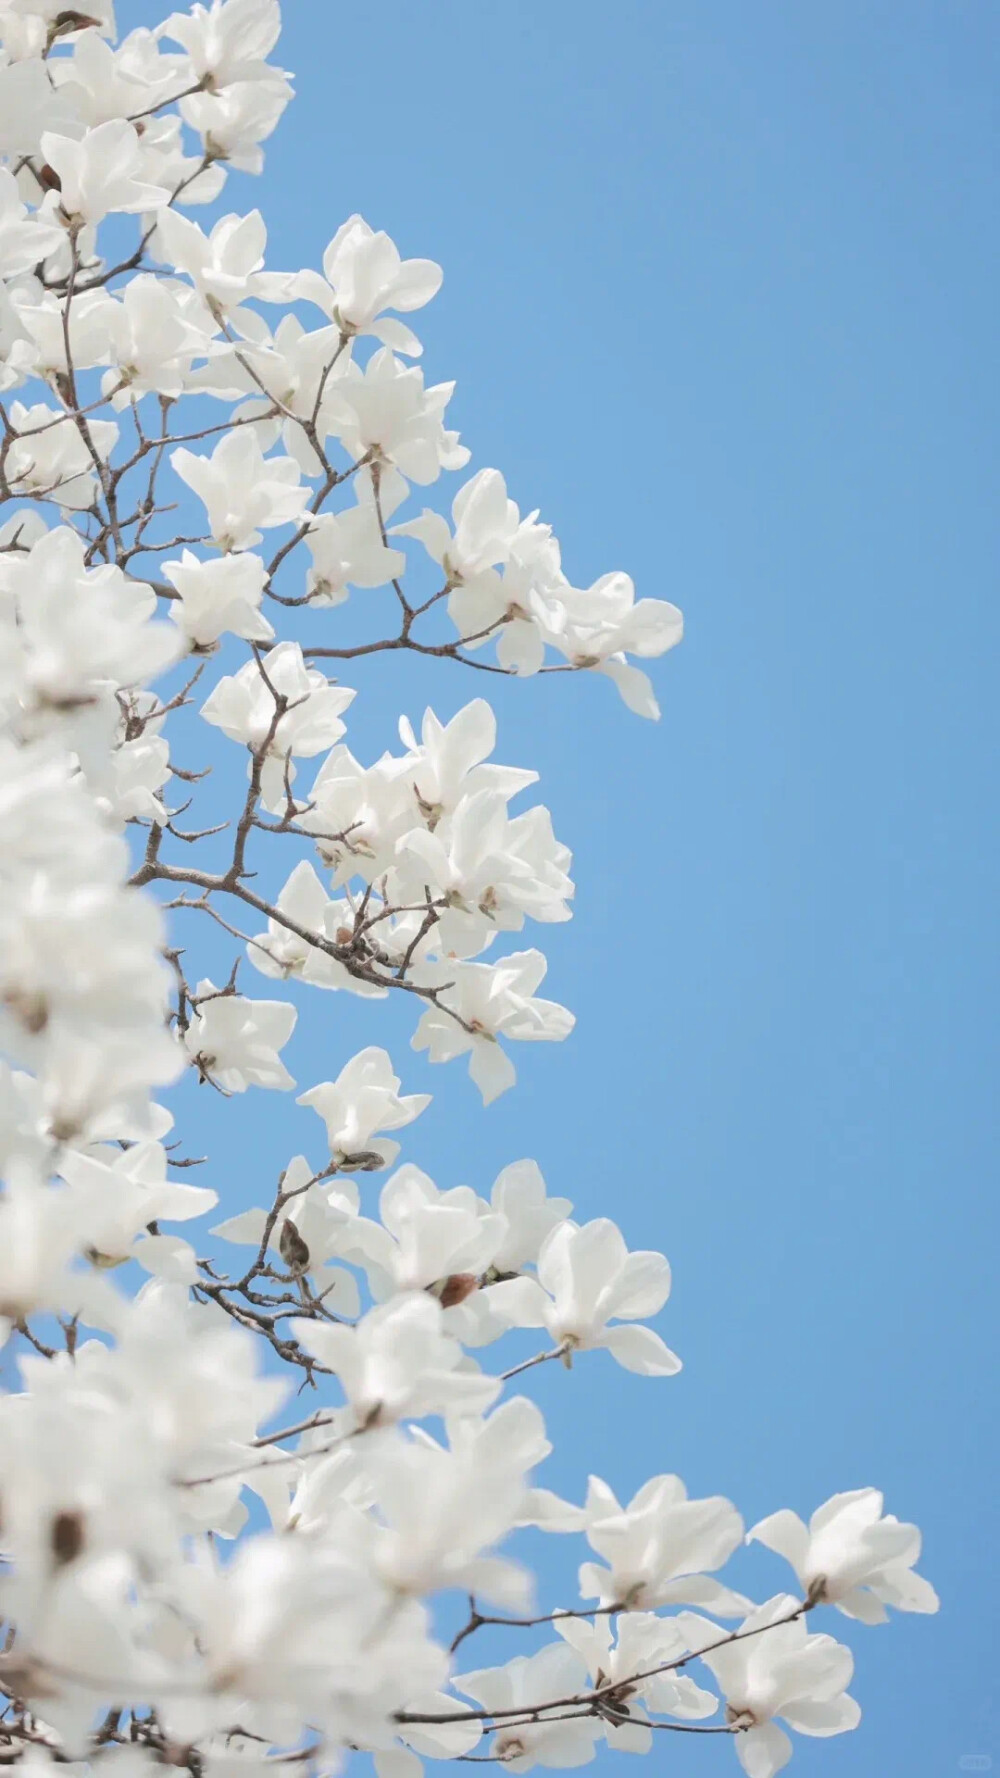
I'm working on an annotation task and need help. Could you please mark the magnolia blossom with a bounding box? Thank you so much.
[412,952,575,1103]
[488,1159,573,1275]
[577,1473,751,1614]
[305,501,405,605]
[297,1048,430,1171]
[159,0,287,88]
[155,207,271,321]
[182,981,297,1092]
[678,1598,861,1778]
[554,1612,718,1750]
[5,403,119,509]
[292,1291,499,1431]
[57,1139,217,1280]
[455,1644,603,1771]
[164,548,274,646]
[489,1217,681,1375]
[0,167,64,274]
[171,428,308,550]
[0,526,180,717]
[285,212,442,356]
[212,1153,362,1309]
[322,347,470,503]
[747,1490,940,1622]
[40,121,170,224]
[102,275,213,407]
[335,1163,506,1300]
[199,639,354,805]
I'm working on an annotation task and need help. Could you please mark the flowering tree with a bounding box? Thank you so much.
[0,3,938,1776]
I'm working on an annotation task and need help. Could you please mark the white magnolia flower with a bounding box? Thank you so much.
[245,859,385,998]
[0,526,180,717]
[455,1643,603,1771]
[0,167,64,275]
[488,1217,680,1375]
[49,25,182,128]
[0,1168,120,1343]
[183,981,297,1092]
[411,951,575,1103]
[747,1490,939,1623]
[171,428,308,551]
[678,1597,861,1778]
[159,0,287,89]
[199,641,354,805]
[285,213,442,356]
[164,548,274,647]
[400,697,537,809]
[181,72,292,174]
[396,789,573,952]
[40,121,170,224]
[292,1291,499,1432]
[359,1406,538,1607]
[10,284,115,383]
[538,572,683,720]
[5,403,119,510]
[577,1473,750,1614]
[57,1138,217,1280]
[304,502,405,605]
[554,1611,718,1750]
[322,347,470,505]
[394,466,520,584]
[0,53,79,157]
[103,726,171,823]
[211,1154,361,1313]
[153,206,272,324]
[488,1160,573,1275]
[336,1162,506,1299]
[297,1047,430,1171]
[102,275,213,407]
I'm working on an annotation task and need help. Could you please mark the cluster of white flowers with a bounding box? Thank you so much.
[0,3,936,1777]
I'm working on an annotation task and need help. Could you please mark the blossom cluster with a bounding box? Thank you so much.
[0,3,936,1777]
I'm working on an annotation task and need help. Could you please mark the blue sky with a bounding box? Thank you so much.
[123,2,997,1772]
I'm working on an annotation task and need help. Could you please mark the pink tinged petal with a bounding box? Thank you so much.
[599,1324,682,1376]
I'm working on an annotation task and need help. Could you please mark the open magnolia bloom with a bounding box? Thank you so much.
[747,1490,940,1622]
[554,1611,718,1749]
[297,1048,430,1171]
[0,0,936,1771]
[455,1644,604,1772]
[487,1217,681,1374]
[578,1473,752,1614]
[678,1598,861,1778]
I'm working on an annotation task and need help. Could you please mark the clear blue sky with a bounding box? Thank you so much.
[130,2,997,1772]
